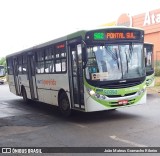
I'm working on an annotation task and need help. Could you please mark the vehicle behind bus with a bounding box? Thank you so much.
[6,27,146,116]
[0,65,6,84]
[144,43,155,87]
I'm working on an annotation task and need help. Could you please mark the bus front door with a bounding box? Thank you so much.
[69,44,84,110]
[27,54,38,100]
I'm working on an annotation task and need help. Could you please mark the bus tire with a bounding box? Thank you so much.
[109,109,117,111]
[22,87,28,103]
[58,92,71,117]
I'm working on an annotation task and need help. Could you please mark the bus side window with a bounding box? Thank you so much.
[44,47,54,73]
[55,50,61,72]
[7,58,14,75]
[22,55,27,74]
[55,43,67,73]
[18,55,23,74]
[55,59,61,72]
[36,50,44,73]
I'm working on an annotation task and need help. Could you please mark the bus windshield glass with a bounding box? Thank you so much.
[85,43,144,81]
[0,66,5,77]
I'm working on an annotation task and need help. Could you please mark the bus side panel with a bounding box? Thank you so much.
[35,73,69,105]
[37,89,51,104]
[8,75,17,95]
[49,73,70,106]
[19,74,31,99]
[36,74,52,104]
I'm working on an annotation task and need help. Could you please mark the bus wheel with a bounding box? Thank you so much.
[59,92,71,117]
[22,88,28,103]
[109,109,117,111]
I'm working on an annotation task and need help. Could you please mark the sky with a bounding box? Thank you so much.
[0,0,160,58]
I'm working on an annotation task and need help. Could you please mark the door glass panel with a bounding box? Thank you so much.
[71,50,78,104]
[70,44,84,106]
[77,44,84,104]
[72,51,77,76]
[28,55,37,99]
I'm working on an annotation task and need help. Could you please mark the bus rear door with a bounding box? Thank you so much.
[13,57,21,95]
[27,54,38,100]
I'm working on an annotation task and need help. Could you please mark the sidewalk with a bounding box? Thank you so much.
[147,86,160,94]
[147,77,160,95]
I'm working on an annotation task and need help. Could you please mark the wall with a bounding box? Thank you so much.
[132,9,160,34]
[132,8,160,61]
[145,32,160,61]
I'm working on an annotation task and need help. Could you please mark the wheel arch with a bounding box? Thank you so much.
[58,88,72,117]
[58,89,70,105]
[20,85,25,96]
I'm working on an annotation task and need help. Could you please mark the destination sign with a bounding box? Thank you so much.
[93,31,141,41]
[106,32,135,39]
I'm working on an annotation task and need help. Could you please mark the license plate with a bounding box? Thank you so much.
[118,100,128,105]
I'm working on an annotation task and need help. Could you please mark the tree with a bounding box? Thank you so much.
[0,57,6,66]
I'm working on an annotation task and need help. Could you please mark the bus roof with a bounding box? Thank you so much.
[6,26,143,58]
[6,36,67,58]
[144,42,154,45]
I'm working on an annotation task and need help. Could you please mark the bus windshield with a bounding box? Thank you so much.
[0,66,5,77]
[144,44,153,73]
[85,43,145,81]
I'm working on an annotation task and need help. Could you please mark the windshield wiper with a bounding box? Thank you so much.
[125,51,129,73]
[105,46,118,61]
[105,46,119,69]
[128,43,133,62]
[125,43,133,73]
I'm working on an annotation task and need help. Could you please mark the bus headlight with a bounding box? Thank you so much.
[87,88,108,100]
[89,90,96,96]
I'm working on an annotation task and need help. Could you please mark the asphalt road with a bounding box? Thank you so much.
[0,84,160,156]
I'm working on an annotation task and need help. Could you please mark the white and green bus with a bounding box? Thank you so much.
[6,27,146,116]
[144,42,155,87]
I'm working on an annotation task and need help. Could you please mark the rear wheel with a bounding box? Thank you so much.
[22,87,28,103]
[59,92,71,117]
